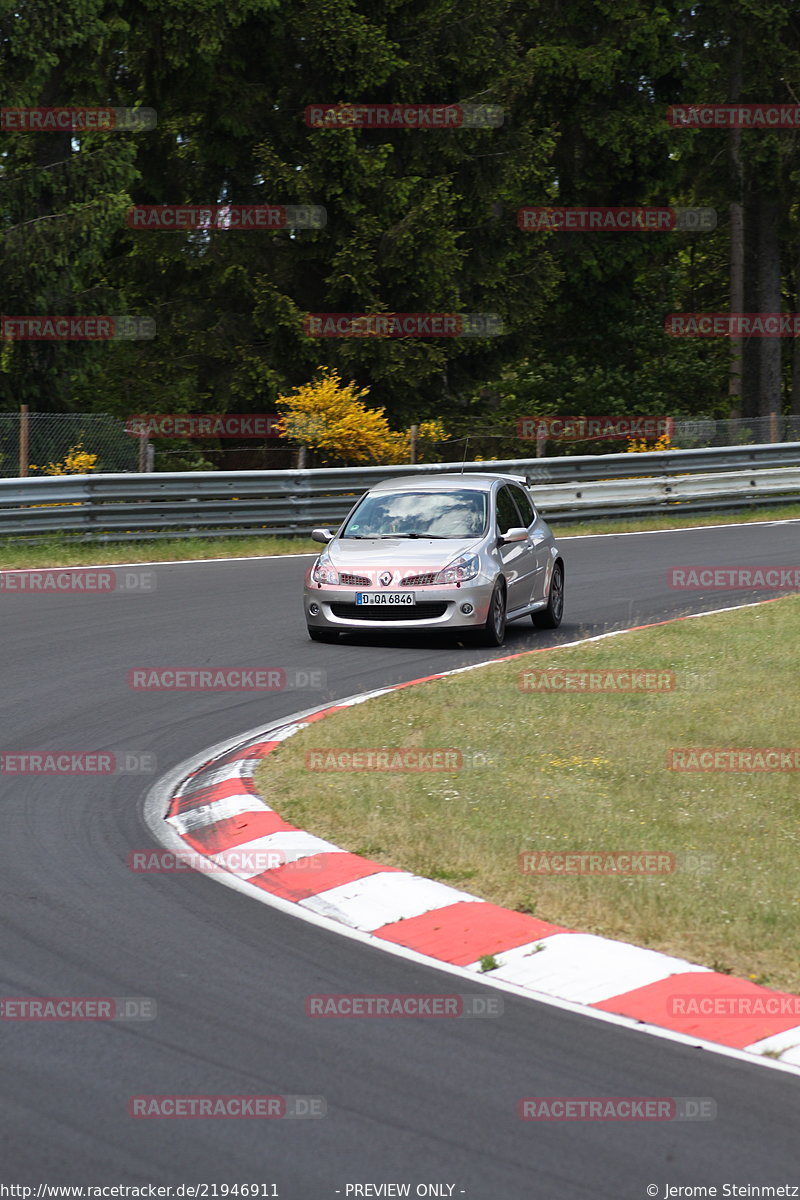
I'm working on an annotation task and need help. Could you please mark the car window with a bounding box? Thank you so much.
[495,486,521,535]
[510,484,534,527]
[342,489,487,538]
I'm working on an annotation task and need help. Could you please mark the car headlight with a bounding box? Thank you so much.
[435,553,480,585]
[311,554,339,585]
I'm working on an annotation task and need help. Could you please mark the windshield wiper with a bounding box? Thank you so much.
[350,532,460,540]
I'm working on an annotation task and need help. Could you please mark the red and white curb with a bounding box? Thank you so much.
[144,599,800,1074]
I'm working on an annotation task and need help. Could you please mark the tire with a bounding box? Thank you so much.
[532,559,564,629]
[480,580,507,646]
[307,626,340,643]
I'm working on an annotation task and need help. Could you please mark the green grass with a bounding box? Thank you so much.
[0,534,317,569]
[256,595,800,992]
[0,502,797,569]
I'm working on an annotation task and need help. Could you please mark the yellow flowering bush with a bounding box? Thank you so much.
[625,432,678,453]
[276,368,445,464]
[30,441,99,475]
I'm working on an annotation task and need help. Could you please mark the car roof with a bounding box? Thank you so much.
[367,472,528,493]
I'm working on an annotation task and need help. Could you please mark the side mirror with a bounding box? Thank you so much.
[311,527,334,544]
[498,526,528,545]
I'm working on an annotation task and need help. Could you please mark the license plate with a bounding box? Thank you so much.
[355,592,416,606]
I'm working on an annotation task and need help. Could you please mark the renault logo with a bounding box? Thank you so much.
[379,571,393,587]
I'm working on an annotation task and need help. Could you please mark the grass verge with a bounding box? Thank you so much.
[0,534,318,569]
[257,595,800,992]
[0,502,797,569]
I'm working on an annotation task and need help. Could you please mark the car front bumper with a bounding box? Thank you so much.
[304,580,496,631]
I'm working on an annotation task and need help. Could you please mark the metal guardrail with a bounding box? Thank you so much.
[1,443,799,541]
[535,466,800,521]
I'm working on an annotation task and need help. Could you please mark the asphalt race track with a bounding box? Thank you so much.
[1,520,798,1197]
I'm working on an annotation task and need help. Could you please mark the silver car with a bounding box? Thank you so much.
[304,473,564,645]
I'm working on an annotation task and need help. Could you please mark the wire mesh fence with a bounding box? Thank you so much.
[0,412,139,477]
[431,415,800,463]
[643,415,800,448]
[0,411,799,477]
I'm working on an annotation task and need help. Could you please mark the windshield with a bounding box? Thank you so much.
[342,489,488,539]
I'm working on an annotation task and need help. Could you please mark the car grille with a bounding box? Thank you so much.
[330,602,449,622]
[399,572,437,586]
[339,572,372,587]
